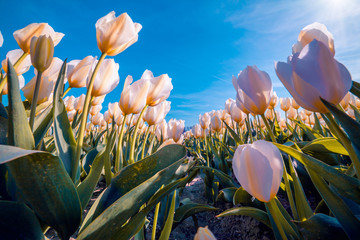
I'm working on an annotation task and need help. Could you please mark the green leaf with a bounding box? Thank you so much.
[77,156,186,240]
[159,190,177,240]
[33,104,53,147]
[0,145,82,239]
[0,103,8,145]
[216,207,271,228]
[295,120,323,140]
[302,137,348,156]
[195,166,238,188]
[92,144,186,219]
[233,187,254,205]
[0,200,43,240]
[217,187,237,203]
[275,143,360,206]
[53,60,78,181]
[295,213,347,240]
[6,60,34,149]
[82,144,106,174]
[350,81,360,99]
[223,120,242,145]
[173,198,218,224]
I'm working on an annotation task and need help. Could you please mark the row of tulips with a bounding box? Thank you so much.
[184,22,360,239]
[0,11,205,240]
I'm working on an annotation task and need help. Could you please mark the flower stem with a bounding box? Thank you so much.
[261,114,276,142]
[246,114,253,143]
[63,86,72,97]
[141,125,152,159]
[128,105,148,164]
[29,71,43,131]
[74,52,106,181]
[266,199,288,240]
[114,114,127,172]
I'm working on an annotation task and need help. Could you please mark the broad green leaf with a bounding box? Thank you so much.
[33,104,53,148]
[0,103,8,145]
[6,61,34,149]
[82,144,106,174]
[53,60,78,181]
[295,213,347,240]
[77,156,186,240]
[350,81,360,99]
[233,187,254,205]
[159,190,177,240]
[173,198,218,224]
[0,145,82,239]
[302,137,348,155]
[93,144,186,219]
[216,207,271,228]
[0,201,43,240]
[295,120,323,140]
[275,143,360,205]
[195,166,238,188]
[217,187,237,203]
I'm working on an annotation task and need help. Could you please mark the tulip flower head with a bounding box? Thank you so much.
[192,124,202,138]
[67,56,96,88]
[74,94,86,113]
[167,119,185,143]
[96,11,142,56]
[13,23,64,53]
[232,66,273,115]
[30,35,54,72]
[194,226,217,240]
[275,40,352,113]
[199,113,211,129]
[2,49,32,75]
[292,22,335,55]
[268,92,278,109]
[225,98,236,114]
[232,140,284,202]
[280,97,291,112]
[143,100,171,126]
[141,70,173,106]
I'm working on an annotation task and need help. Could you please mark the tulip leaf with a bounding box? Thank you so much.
[159,190,177,240]
[217,187,237,203]
[82,144,106,174]
[53,60,78,181]
[275,143,360,206]
[350,81,360,99]
[33,104,53,147]
[195,166,238,188]
[302,137,348,156]
[77,157,186,240]
[0,200,44,240]
[173,198,218,224]
[92,144,186,219]
[233,187,254,205]
[0,144,82,239]
[350,104,360,122]
[295,120,323,140]
[223,120,242,145]
[216,207,271,228]
[76,146,106,209]
[6,61,34,149]
[0,104,8,145]
[295,213,347,240]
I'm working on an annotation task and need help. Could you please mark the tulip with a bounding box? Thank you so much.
[119,75,150,115]
[291,98,300,110]
[280,97,291,112]
[2,49,32,75]
[141,70,173,106]
[340,92,351,110]
[115,113,124,126]
[167,119,185,143]
[0,31,3,47]
[225,98,236,114]
[64,95,75,112]
[230,102,246,124]
[192,124,202,138]
[92,95,105,106]
[232,140,283,202]
[67,56,96,88]
[199,113,211,129]
[287,107,297,120]
[292,22,334,55]
[143,100,171,126]
[96,11,142,56]
[155,120,168,141]
[87,58,119,97]
[268,92,278,109]
[232,66,272,115]
[104,111,111,124]
[74,94,86,113]
[67,109,76,122]
[13,23,64,53]
[92,112,103,126]
[30,35,54,72]
[194,226,217,240]
[90,104,102,116]
[304,109,312,117]
[275,40,352,113]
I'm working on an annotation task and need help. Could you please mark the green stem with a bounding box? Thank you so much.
[151,185,163,240]
[114,114,127,172]
[246,114,253,143]
[204,135,210,167]
[266,199,288,240]
[129,105,148,164]
[63,86,72,97]
[324,112,360,177]
[261,114,276,143]
[74,52,106,181]
[29,71,43,131]
[141,125,152,159]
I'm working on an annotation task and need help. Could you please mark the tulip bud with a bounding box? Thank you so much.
[30,35,54,72]
[232,140,283,202]
[225,98,236,114]
[194,226,217,240]
[192,124,202,138]
[210,111,222,132]
[275,40,352,113]
[287,107,297,120]
[96,11,142,56]
[143,100,171,126]
[268,92,278,109]
[199,113,211,129]
[291,98,300,110]
[167,119,185,143]
[230,101,246,124]
[232,66,273,115]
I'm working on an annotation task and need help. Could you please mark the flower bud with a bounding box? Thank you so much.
[232,140,283,202]
[194,226,217,240]
[30,35,54,72]
[280,97,291,112]
[74,94,86,113]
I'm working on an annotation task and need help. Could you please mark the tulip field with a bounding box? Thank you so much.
[1,9,360,240]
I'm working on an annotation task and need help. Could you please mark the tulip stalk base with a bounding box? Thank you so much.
[29,71,43,131]
[260,114,276,143]
[265,199,288,240]
[115,114,127,172]
[128,105,148,164]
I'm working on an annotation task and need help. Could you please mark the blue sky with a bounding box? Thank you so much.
[1,0,360,126]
